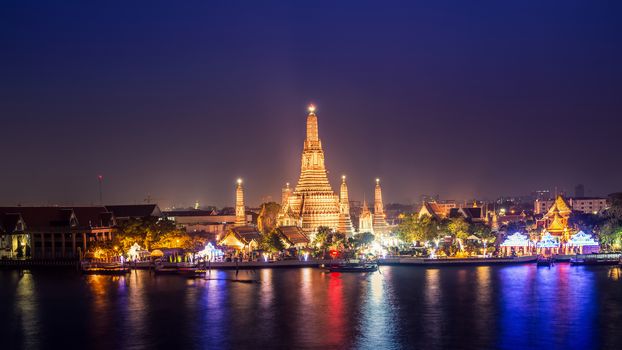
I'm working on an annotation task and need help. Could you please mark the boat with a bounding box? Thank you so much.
[570,253,621,266]
[378,255,538,266]
[154,263,207,277]
[176,267,208,278]
[536,256,553,267]
[81,261,130,275]
[324,262,378,273]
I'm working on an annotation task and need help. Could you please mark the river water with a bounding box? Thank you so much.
[1,264,622,349]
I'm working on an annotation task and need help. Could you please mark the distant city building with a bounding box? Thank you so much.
[534,197,607,215]
[574,184,585,198]
[608,192,622,207]
[533,190,552,201]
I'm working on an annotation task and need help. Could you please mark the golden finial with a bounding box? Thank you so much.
[308,104,316,113]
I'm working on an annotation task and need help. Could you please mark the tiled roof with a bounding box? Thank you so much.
[66,207,114,228]
[0,206,114,230]
[278,226,310,245]
[231,226,262,243]
[0,213,24,234]
[105,204,161,218]
[0,207,75,229]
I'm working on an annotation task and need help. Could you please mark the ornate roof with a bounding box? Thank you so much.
[547,209,567,233]
[545,195,571,218]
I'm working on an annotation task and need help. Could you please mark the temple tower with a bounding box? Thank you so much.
[278,105,340,237]
[337,175,355,236]
[373,178,390,235]
[358,199,374,234]
[281,182,291,206]
[235,178,245,227]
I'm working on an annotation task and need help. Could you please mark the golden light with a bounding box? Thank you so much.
[342,175,346,180]
[376,178,380,184]
[237,178,242,185]
[307,104,316,113]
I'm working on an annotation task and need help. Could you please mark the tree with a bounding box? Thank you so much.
[396,214,440,245]
[598,203,622,250]
[447,217,470,251]
[313,226,332,249]
[569,212,603,232]
[357,232,375,246]
[257,202,281,234]
[114,217,187,251]
[260,229,285,253]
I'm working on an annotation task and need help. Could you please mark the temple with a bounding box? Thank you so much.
[235,178,245,227]
[358,199,374,234]
[337,175,355,236]
[278,106,340,238]
[542,195,571,237]
[372,178,390,235]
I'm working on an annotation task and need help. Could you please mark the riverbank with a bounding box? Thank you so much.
[1,255,543,270]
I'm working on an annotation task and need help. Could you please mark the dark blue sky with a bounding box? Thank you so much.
[1,1,621,208]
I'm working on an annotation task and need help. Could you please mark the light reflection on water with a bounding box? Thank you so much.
[1,265,622,349]
[16,273,40,349]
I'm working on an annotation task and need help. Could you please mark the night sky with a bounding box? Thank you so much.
[1,1,621,208]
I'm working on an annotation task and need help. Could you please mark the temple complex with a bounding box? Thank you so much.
[372,178,390,235]
[337,175,355,236]
[278,106,340,237]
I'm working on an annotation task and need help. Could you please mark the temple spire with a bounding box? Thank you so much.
[235,178,245,227]
[338,175,354,235]
[281,182,291,206]
[374,178,383,215]
[305,104,320,146]
[359,197,374,234]
[373,178,389,235]
[277,106,340,237]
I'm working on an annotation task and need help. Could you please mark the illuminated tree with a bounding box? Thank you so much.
[447,217,470,251]
[357,232,375,246]
[257,202,281,234]
[396,214,441,245]
[260,229,285,253]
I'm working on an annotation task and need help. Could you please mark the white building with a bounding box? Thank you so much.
[534,197,608,215]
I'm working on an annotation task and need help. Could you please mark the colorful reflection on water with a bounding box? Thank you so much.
[1,264,622,349]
